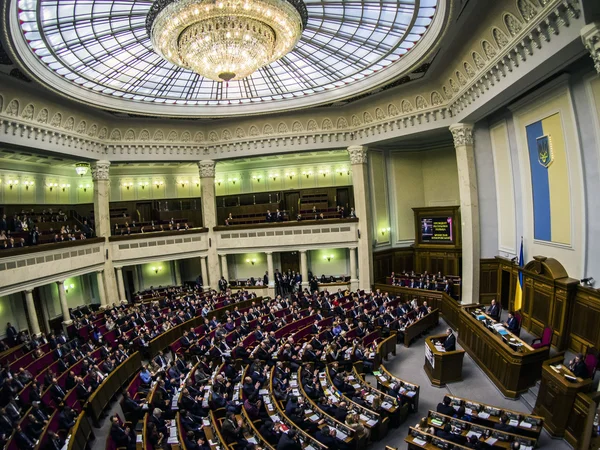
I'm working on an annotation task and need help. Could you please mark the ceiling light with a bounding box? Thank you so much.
[75,163,90,177]
[147,0,307,82]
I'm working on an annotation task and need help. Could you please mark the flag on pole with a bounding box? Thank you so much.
[514,238,524,311]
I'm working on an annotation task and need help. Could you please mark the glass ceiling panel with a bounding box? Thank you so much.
[15,0,439,108]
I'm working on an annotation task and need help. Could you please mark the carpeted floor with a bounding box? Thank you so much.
[89,312,587,450]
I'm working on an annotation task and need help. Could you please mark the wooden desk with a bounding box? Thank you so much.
[423,334,465,387]
[458,306,550,398]
[403,309,439,347]
[533,355,593,439]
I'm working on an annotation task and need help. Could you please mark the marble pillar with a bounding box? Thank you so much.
[92,160,120,303]
[349,247,358,291]
[24,290,41,336]
[115,267,127,303]
[198,160,220,289]
[450,123,480,305]
[300,250,309,289]
[200,257,209,290]
[348,145,373,291]
[266,251,275,298]
[220,255,229,283]
[173,260,182,286]
[96,270,108,308]
[57,281,72,325]
[581,22,600,74]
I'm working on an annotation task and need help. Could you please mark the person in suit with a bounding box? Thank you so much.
[220,412,248,447]
[437,423,465,445]
[58,405,76,430]
[494,415,516,433]
[45,430,65,450]
[15,425,35,450]
[568,353,589,378]
[443,328,456,352]
[504,312,519,334]
[436,396,455,417]
[6,323,17,346]
[277,429,302,450]
[110,415,135,450]
[49,378,66,403]
[487,299,500,321]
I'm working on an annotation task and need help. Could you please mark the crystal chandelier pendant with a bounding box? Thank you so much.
[147,0,307,82]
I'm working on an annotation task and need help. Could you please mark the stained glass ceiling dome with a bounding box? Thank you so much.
[9,0,447,118]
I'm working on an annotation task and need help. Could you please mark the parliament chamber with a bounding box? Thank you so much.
[1,0,600,449]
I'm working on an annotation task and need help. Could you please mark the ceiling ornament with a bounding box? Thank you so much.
[146,0,307,82]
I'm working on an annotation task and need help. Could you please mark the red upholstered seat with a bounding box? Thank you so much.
[531,326,552,349]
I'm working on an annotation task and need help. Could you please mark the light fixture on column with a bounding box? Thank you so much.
[380,227,391,236]
[79,183,91,192]
[23,181,34,190]
[60,183,71,192]
[47,182,58,191]
[75,163,90,177]
[151,266,163,274]
[154,180,164,189]
[302,170,312,178]
[63,283,74,294]
[139,181,150,189]
[8,179,18,189]
[246,258,256,265]
[252,175,262,183]
[285,171,295,180]
[323,254,334,262]
[319,169,330,177]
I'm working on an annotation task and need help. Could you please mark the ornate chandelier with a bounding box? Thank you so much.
[147,0,307,82]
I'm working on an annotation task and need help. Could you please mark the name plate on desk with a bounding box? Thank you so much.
[425,343,435,369]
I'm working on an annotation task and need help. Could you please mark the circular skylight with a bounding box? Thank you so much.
[11,0,445,117]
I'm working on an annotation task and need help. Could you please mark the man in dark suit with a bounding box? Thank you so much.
[568,353,589,378]
[15,425,35,450]
[437,423,466,445]
[110,415,135,450]
[58,405,76,430]
[494,415,516,433]
[504,312,519,334]
[277,429,302,450]
[6,323,17,346]
[443,328,456,352]
[49,379,66,403]
[436,396,455,417]
[487,299,500,322]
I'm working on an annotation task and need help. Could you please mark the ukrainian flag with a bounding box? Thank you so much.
[514,238,524,312]
[525,113,571,244]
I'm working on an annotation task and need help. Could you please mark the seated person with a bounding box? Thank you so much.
[436,396,455,417]
[494,414,516,433]
[568,353,589,378]
[487,299,500,321]
[504,311,519,334]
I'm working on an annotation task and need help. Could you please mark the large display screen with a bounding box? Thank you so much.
[421,217,453,243]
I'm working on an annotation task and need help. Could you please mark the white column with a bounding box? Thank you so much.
[57,281,72,325]
[92,160,120,303]
[450,123,480,305]
[349,247,358,291]
[115,267,127,303]
[266,252,275,298]
[300,250,309,289]
[96,270,108,308]
[581,22,600,74]
[24,290,41,337]
[199,160,220,289]
[348,145,373,291]
[173,260,182,286]
[200,257,209,290]
[220,254,229,282]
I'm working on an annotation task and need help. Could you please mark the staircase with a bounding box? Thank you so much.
[520,379,541,411]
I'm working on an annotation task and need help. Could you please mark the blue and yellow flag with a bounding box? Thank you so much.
[514,238,524,312]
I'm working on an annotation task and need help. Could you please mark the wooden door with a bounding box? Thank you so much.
[135,202,152,222]
[336,188,350,209]
[280,251,300,273]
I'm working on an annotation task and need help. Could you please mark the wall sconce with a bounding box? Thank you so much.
[8,180,18,189]
[138,181,149,189]
[323,254,334,262]
[269,173,278,181]
[193,179,199,187]
[79,183,91,192]
[319,169,330,177]
[47,182,58,191]
[151,266,163,274]
[64,283,74,294]
[154,181,164,189]
[179,180,189,188]
[338,167,350,176]
[122,182,133,190]
[60,183,70,192]
[285,172,295,180]
[246,258,256,265]
[216,179,223,186]
[23,181,34,190]
[228,177,238,185]
[252,175,262,183]
[302,171,312,179]
[380,227,391,236]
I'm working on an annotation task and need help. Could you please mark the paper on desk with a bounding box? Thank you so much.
[478,412,490,419]
[412,438,427,446]
[405,391,416,397]
[309,414,320,422]
[247,437,258,444]
[381,402,393,410]
[366,395,375,403]
[352,384,361,389]
[366,419,377,427]
[335,430,348,440]
[167,437,179,444]
[485,437,498,445]
[509,419,519,426]
[203,418,211,426]
[466,431,481,438]
[359,414,369,422]
[136,435,143,443]
[519,421,533,428]
[259,389,269,395]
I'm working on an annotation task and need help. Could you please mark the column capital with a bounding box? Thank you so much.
[581,22,600,74]
[24,289,33,295]
[347,145,368,164]
[115,266,123,272]
[91,160,111,181]
[299,249,307,254]
[96,269,104,274]
[449,123,474,147]
[265,251,273,255]
[56,280,64,286]
[198,160,216,178]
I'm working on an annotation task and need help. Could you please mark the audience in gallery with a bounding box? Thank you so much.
[224,204,356,226]
[389,270,460,297]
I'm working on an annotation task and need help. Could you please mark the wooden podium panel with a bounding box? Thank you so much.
[423,334,465,387]
[533,355,593,440]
